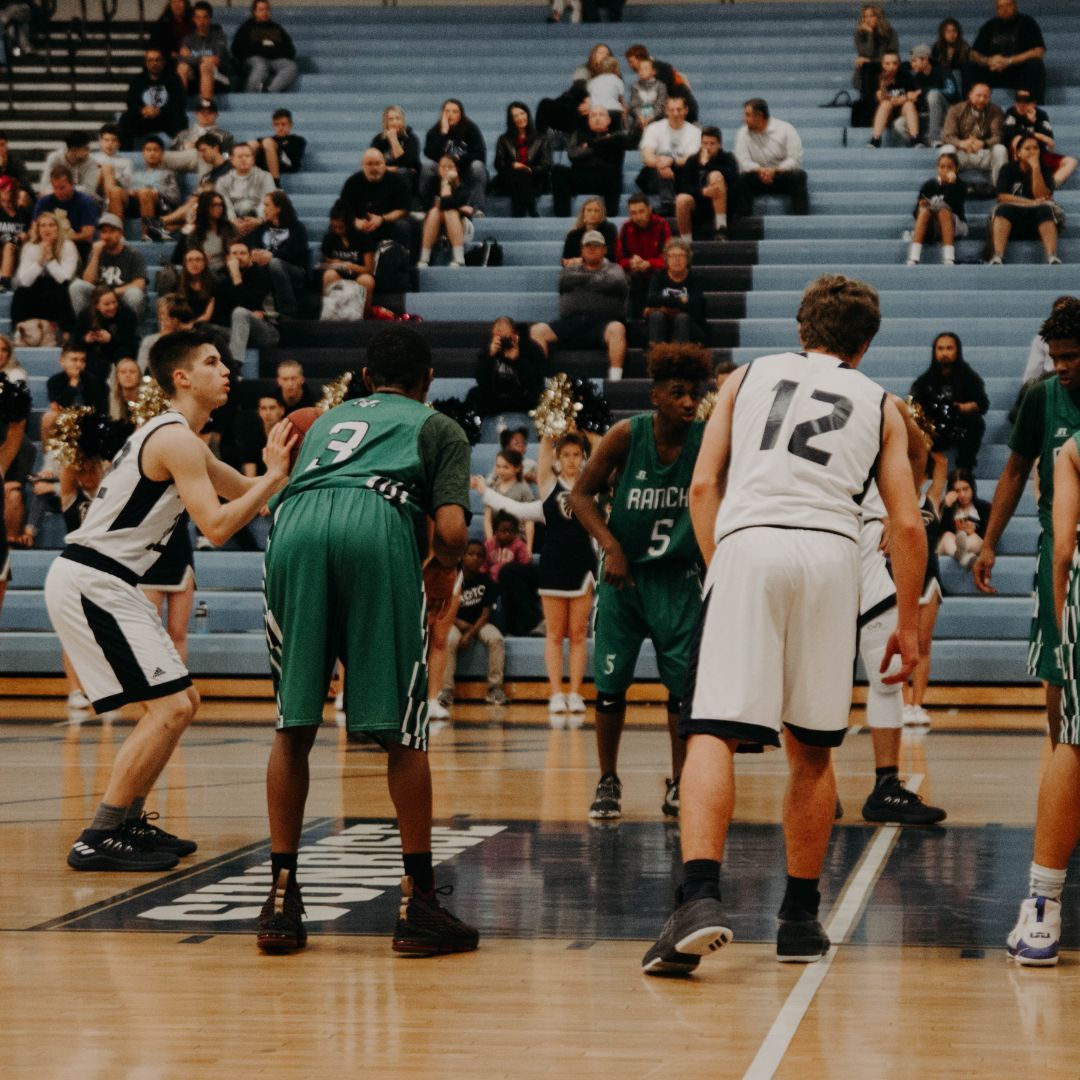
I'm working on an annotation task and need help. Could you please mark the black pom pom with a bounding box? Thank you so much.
[432,397,483,446]
[80,413,132,462]
[0,372,33,424]
[569,376,611,434]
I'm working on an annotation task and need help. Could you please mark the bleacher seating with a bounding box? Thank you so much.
[4,2,1078,686]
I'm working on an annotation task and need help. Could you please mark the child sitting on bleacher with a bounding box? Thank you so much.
[482,510,531,583]
[907,151,967,266]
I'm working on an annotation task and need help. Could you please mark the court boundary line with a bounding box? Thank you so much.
[741,774,924,1080]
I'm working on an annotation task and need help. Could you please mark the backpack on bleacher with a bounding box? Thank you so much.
[464,238,504,267]
[373,239,413,294]
[319,279,367,321]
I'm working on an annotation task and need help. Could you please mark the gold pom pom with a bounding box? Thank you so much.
[129,376,169,428]
[905,396,936,450]
[529,372,583,439]
[318,371,353,412]
[45,406,95,469]
[696,391,718,422]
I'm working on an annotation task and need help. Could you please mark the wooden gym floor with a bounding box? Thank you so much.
[2,688,1079,1078]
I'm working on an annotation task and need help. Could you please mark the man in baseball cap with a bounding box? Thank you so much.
[907,43,949,146]
[70,211,147,321]
[166,96,235,176]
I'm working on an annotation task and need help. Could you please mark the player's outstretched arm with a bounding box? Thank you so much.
[973,450,1035,595]
[1052,441,1080,630]
[569,420,634,588]
[688,365,745,568]
[146,420,296,547]
[877,401,927,684]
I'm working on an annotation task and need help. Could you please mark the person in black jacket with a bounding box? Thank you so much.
[215,239,279,360]
[675,125,739,240]
[421,99,488,212]
[643,239,706,344]
[231,0,297,94]
[76,287,140,380]
[147,0,194,63]
[119,48,188,150]
[467,316,547,416]
[370,105,422,197]
[245,189,308,316]
[491,102,551,219]
[551,105,627,217]
[338,148,412,250]
[417,156,474,268]
[909,331,989,470]
[937,467,991,569]
[42,348,107,442]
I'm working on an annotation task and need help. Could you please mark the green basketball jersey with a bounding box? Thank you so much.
[1037,380,1080,532]
[272,393,464,526]
[606,413,704,566]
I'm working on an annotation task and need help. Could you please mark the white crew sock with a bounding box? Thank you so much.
[943,244,956,264]
[715,213,727,229]
[607,366,623,381]
[452,245,465,263]
[418,247,432,265]
[907,242,922,263]
[1029,861,1067,900]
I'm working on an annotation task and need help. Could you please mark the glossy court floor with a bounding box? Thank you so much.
[3,697,1080,1078]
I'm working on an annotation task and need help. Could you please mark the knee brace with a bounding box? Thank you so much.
[667,695,683,715]
[595,690,627,715]
[859,611,904,730]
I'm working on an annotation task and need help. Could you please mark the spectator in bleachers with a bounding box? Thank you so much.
[119,47,188,150]
[250,108,306,185]
[675,125,738,240]
[166,97,234,173]
[627,56,667,147]
[552,105,626,218]
[482,509,532,583]
[905,45,949,147]
[421,100,489,213]
[274,358,315,412]
[467,316,546,418]
[94,124,135,218]
[148,0,194,62]
[853,5,898,99]
[907,151,967,266]
[561,196,617,266]
[868,51,922,148]
[572,41,612,83]
[231,0,298,94]
[616,193,670,318]
[128,135,181,240]
[624,44,699,123]
[107,356,143,421]
[0,0,34,58]
[941,82,1008,187]
[965,0,1046,106]
[70,212,147,321]
[491,426,538,486]
[0,333,26,381]
[638,94,701,211]
[160,134,232,235]
[177,1,231,102]
[238,392,285,476]
[909,331,988,470]
[937,468,990,570]
[32,164,99,252]
[0,132,33,206]
[1003,89,1077,189]
[0,176,30,291]
[245,189,308,316]
[1020,295,1079,383]
[586,56,626,129]
[733,98,809,216]
[171,188,235,277]
[643,239,706,344]
[38,131,98,198]
[338,148,411,251]
[530,229,627,380]
[581,0,623,22]
[172,247,217,322]
[988,133,1063,266]
[492,102,551,219]
[215,142,274,238]
[370,106,421,196]
[11,211,77,339]
[931,17,971,98]
[438,539,508,709]
[136,296,196,368]
[215,239,279,361]
[76,286,140,380]
[319,200,375,307]
[417,155,474,268]
[42,348,105,441]
[480,447,535,546]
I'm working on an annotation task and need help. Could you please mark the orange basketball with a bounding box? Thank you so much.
[287,406,321,464]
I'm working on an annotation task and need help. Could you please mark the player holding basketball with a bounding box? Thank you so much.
[257,325,479,957]
[1007,303,1080,966]
[642,275,926,975]
[570,343,711,820]
[47,329,297,871]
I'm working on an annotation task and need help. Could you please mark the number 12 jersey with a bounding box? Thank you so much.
[715,351,887,545]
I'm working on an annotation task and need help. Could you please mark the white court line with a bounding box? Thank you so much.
[741,774,925,1080]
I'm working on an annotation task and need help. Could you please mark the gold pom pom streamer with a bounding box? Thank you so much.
[905,396,936,451]
[45,406,95,469]
[129,376,169,428]
[529,373,583,439]
[318,371,353,412]
[696,390,718,423]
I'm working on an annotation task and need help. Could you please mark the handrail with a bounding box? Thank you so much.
[100,0,118,75]
[66,18,80,114]
[40,0,59,75]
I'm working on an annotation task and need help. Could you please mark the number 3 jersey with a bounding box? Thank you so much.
[606,412,704,567]
[715,351,887,545]
[65,411,187,579]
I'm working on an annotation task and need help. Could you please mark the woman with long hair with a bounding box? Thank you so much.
[853,4,898,94]
[174,246,217,323]
[77,286,139,380]
[561,197,617,266]
[107,356,143,423]
[370,105,422,194]
[421,99,489,211]
[492,101,551,218]
[249,189,309,316]
[989,133,1064,266]
[11,212,78,335]
[191,189,235,274]
[931,17,970,76]
[149,0,195,60]
[417,155,474,268]
[573,42,613,83]
[938,468,991,570]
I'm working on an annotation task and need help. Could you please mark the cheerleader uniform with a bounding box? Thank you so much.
[919,493,944,606]
[139,512,195,593]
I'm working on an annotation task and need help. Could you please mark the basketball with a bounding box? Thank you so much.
[286,407,321,463]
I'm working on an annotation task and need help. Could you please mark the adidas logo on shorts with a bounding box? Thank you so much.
[152,667,166,678]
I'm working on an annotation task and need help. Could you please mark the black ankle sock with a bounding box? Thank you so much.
[403,851,434,894]
[875,765,900,787]
[678,859,721,904]
[271,851,298,883]
[779,875,820,920]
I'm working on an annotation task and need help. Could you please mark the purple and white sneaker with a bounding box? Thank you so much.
[1007,896,1061,966]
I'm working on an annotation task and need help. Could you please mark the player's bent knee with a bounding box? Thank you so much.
[595,691,626,714]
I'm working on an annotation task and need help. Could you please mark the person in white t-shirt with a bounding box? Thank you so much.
[638,94,701,209]
[733,97,809,215]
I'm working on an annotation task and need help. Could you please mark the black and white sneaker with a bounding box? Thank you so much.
[642,897,733,976]
[862,776,946,826]
[662,777,680,818]
[256,869,307,953]
[124,812,199,856]
[588,773,622,819]
[776,917,830,963]
[67,828,180,871]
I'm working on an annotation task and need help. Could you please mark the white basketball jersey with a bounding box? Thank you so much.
[860,478,886,523]
[715,351,886,544]
[66,412,187,578]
